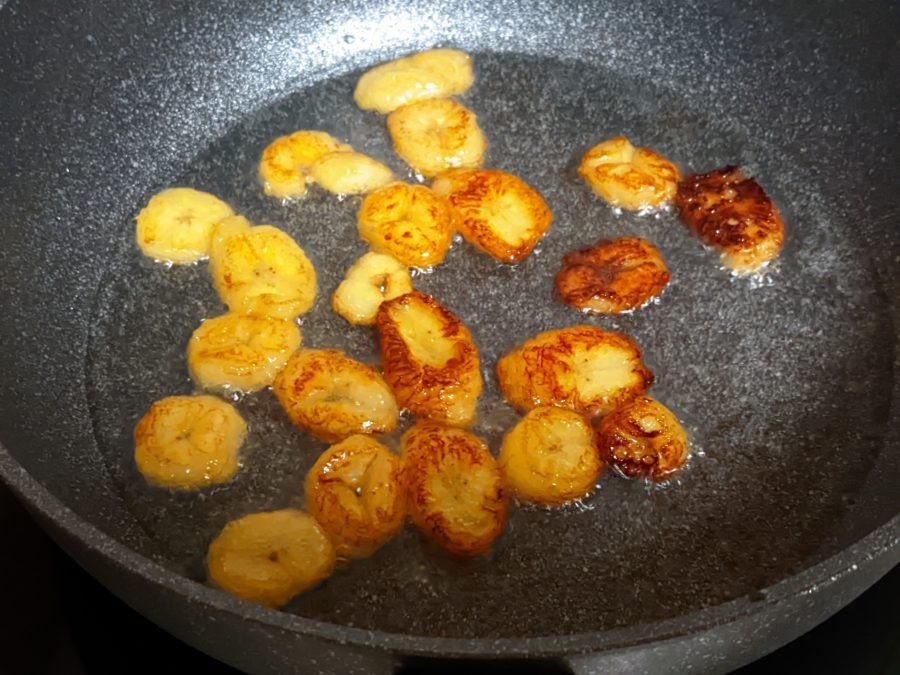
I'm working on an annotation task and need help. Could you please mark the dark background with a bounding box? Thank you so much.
[1,483,897,675]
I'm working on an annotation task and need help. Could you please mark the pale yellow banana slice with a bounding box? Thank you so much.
[354,49,474,114]
[305,435,405,558]
[135,187,234,264]
[308,151,394,195]
[258,130,352,199]
[432,168,553,263]
[187,312,301,393]
[332,251,413,326]
[207,509,335,607]
[273,348,399,442]
[579,136,680,211]
[499,406,603,506]
[375,291,482,426]
[209,224,317,320]
[357,182,455,267]
[387,98,486,178]
[401,421,507,556]
[133,395,246,490]
[594,396,689,481]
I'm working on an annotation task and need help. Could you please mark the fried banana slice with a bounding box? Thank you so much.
[273,348,398,442]
[432,168,553,263]
[187,312,301,393]
[305,435,405,558]
[594,396,689,481]
[376,291,482,426]
[499,406,602,506]
[497,325,653,417]
[387,98,486,178]
[308,151,395,196]
[675,165,785,274]
[135,187,234,264]
[401,421,507,556]
[579,136,680,211]
[134,395,246,490]
[555,237,670,314]
[354,49,474,114]
[207,509,335,607]
[210,224,317,320]
[332,251,413,326]
[258,130,352,199]
[357,182,455,268]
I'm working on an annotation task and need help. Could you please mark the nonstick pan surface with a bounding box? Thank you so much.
[1,0,897,670]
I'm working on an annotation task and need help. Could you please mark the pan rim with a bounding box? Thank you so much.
[1,442,897,658]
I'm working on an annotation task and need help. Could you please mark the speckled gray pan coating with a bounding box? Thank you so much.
[1,0,898,669]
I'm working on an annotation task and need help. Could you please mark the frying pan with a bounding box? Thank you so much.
[1,0,897,673]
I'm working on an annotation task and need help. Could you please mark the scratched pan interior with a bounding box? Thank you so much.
[1,0,898,646]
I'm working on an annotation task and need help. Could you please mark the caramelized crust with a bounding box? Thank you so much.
[375,291,482,426]
[675,166,785,273]
[497,325,653,417]
[555,237,670,314]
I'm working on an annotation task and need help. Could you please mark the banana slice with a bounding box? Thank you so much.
[258,130,352,199]
[135,187,234,264]
[432,168,553,263]
[308,151,395,196]
[305,435,405,558]
[187,312,301,393]
[357,182,455,268]
[273,348,399,442]
[133,395,247,490]
[675,165,785,274]
[209,224,317,320]
[401,421,507,556]
[579,136,680,211]
[499,406,602,506]
[387,98,486,178]
[375,291,482,426]
[354,49,474,114]
[555,237,670,314]
[332,251,413,326]
[497,325,654,417]
[207,509,335,607]
[594,396,689,481]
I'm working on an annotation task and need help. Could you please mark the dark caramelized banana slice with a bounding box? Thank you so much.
[555,237,670,314]
[594,396,689,481]
[675,165,785,274]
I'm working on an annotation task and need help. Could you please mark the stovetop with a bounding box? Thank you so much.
[1,483,896,675]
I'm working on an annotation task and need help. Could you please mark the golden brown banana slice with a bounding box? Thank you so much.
[555,237,670,314]
[133,395,247,490]
[354,49,474,114]
[357,182,455,268]
[305,435,405,558]
[675,165,785,274]
[499,406,603,506]
[258,130,352,199]
[594,396,689,481]
[401,421,507,556]
[187,312,301,393]
[332,251,413,326]
[387,98,486,178]
[375,291,482,426]
[432,168,553,263]
[135,187,234,264]
[497,325,653,417]
[579,136,680,211]
[308,151,395,195]
[273,348,399,442]
[209,224,317,320]
[207,509,335,607]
